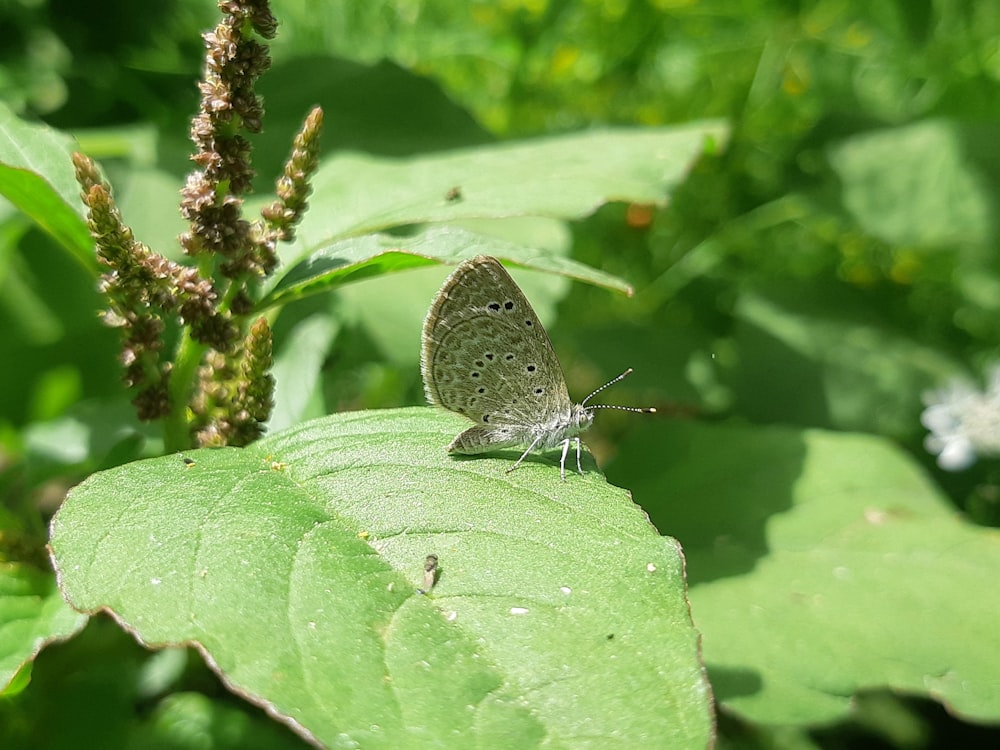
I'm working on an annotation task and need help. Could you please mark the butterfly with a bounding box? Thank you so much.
[421,256,653,480]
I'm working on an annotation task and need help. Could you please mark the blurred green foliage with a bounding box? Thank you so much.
[3,0,1000,747]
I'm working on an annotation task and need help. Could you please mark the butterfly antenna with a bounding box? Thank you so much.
[581,368,657,413]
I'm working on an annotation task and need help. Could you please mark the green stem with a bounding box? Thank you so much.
[163,328,207,452]
[218,277,244,313]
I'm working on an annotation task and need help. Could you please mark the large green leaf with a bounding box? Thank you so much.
[614,421,1000,726]
[264,123,727,308]
[0,103,94,270]
[49,407,712,749]
[293,122,727,243]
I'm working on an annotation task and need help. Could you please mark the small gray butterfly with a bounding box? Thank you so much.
[421,255,654,480]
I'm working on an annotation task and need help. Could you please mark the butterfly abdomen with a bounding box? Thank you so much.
[448,425,531,454]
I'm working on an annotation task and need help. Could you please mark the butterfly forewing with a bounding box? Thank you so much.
[421,256,572,430]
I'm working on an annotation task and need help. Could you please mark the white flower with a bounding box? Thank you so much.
[921,364,1000,471]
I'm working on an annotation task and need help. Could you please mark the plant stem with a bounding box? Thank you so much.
[163,328,206,452]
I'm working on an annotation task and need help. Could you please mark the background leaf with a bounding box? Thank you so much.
[263,123,725,309]
[827,120,1000,248]
[287,122,726,247]
[613,421,1000,725]
[0,562,87,693]
[0,103,93,269]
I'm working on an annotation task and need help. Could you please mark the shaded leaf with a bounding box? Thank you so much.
[268,312,340,432]
[827,119,1000,248]
[615,421,1000,725]
[24,397,159,485]
[130,691,305,750]
[0,563,88,693]
[727,284,960,438]
[255,56,493,169]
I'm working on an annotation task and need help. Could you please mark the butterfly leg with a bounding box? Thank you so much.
[559,438,572,481]
[507,435,544,475]
[575,436,584,476]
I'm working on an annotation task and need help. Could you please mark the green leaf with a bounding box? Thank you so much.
[727,284,961,437]
[268,312,340,433]
[262,122,727,308]
[49,407,712,749]
[130,691,306,750]
[262,225,631,310]
[0,103,94,271]
[1,617,153,747]
[23,397,159,483]
[253,56,494,175]
[614,421,1000,725]
[293,122,727,242]
[0,563,88,694]
[827,119,999,247]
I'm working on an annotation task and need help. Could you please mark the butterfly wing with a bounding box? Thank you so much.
[421,256,573,440]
